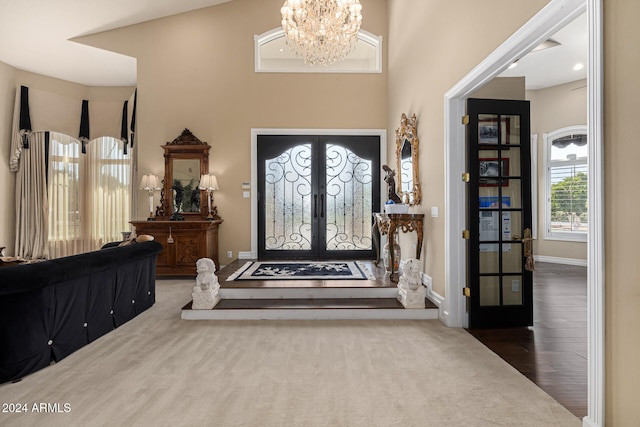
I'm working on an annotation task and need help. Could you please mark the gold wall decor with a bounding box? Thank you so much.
[395,113,421,205]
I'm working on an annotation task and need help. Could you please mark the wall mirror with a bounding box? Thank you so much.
[158,128,209,220]
[395,113,421,205]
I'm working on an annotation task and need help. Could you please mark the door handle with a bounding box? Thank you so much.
[523,228,534,272]
[320,194,324,218]
[314,194,318,218]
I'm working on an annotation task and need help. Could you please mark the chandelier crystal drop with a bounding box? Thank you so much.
[280,0,363,66]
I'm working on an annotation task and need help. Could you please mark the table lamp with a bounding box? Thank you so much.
[140,174,161,221]
[198,174,219,220]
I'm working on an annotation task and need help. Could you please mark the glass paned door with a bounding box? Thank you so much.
[466,99,533,328]
[258,135,380,259]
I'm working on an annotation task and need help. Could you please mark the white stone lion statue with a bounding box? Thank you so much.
[397,258,426,309]
[398,258,422,291]
[192,258,220,310]
[194,258,219,292]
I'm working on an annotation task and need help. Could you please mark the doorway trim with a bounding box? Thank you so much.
[249,128,387,259]
[442,0,603,425]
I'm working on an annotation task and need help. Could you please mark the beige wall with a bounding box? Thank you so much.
[387,0,548,296]
[605,0,640,424]
[76,0,388,262]
[470,76,526,100]
[528,79,587,261]
[0,61,16,255]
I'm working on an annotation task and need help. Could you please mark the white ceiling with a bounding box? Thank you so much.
[499,11,588,90]
[0,1,587,88]
[0,0,231,86]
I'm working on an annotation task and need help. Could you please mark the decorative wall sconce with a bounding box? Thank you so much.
[140,174,162,221]
[198,174,220,220]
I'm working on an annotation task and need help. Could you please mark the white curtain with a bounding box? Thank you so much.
[10,85,136,258]
[48,133,84,258]
[85,137,131,249]
[48,134,131,258]
[15,132,49,259]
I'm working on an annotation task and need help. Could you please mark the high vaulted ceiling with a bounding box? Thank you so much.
[0,1,587,89]
[0,0,231,86]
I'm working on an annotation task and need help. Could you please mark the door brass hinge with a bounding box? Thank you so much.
[462,172,470,182]
[462,230,470,239]
[463,287,471,297]
[462,115,469,125]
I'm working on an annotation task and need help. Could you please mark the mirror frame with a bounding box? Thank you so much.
[158,128,209,220]
[395,113,421,205]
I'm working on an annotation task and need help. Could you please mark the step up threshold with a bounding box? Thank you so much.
[181,298,439,320]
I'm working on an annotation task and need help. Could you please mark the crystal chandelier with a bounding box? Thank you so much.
[280,0,363,66]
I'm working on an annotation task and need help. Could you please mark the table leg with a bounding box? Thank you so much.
[372,218,381,266]
[389,223,398,282]
[415,222,424,260]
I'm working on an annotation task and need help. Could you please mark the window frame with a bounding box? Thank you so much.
[254,28,383,73]
[543,125,588,242]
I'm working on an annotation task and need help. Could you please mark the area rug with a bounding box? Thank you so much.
[226,261,376,281]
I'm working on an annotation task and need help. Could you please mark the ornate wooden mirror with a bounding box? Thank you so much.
[395,113,421,205]
[157,129,209,220]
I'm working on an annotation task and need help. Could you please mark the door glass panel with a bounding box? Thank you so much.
[502,243,522,274]
[501,146,521,177]
[509,211,522,243]
[479,208,512,246]
[479,248,499,273]
[478,189,521,211]
[480,276,500,306]
[264,144,312,250]
[500,179,522,210]
[503,275,523,305]
[325,144,373,251]
[502,115,521,146]
[478,114,499,144]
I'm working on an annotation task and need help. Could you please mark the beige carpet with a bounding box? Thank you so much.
[0,279,580,427]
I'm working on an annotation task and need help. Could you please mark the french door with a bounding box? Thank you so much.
[257,135,380,260]
[465,98,533,328]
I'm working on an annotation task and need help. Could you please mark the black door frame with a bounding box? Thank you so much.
[256,133,381,260]
[466,98,533,328]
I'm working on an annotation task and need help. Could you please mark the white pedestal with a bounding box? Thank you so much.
[192,288,220,310]
[397,285,426,309]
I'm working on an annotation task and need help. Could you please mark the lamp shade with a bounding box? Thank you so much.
[199,174,219,191]
[140,174,161,190]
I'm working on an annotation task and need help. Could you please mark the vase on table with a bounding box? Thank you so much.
[383,233,401,273]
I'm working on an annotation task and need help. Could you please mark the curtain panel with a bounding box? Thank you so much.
[9,86,135,172]
[48,135,131,258]
[14,132,49,259]
[10,85,136,258]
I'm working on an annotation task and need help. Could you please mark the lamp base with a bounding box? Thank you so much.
[147,211,156,221]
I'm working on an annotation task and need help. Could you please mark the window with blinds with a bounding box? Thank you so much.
[544,127,588,241]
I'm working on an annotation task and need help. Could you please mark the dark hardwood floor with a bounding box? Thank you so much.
[467,262,587,418]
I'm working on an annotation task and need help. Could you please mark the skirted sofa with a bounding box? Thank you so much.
[0,240,162,383]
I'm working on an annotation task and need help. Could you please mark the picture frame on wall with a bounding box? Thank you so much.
[479,158,509,187]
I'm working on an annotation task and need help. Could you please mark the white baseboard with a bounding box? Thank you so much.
[582,416,600,427]
[421,272,447,324]
[238,251,254,259]
[535,255,587,267]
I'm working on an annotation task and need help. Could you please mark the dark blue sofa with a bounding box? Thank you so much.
[0,241,162,383]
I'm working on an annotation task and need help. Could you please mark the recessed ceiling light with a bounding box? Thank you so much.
[279,48,284,53]
[573,63,584,71]
[508,61,518,70]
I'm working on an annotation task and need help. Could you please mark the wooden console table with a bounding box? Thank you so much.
[372,213,424,281]
[130,220,222,276]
